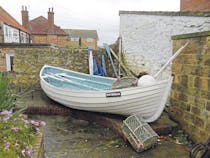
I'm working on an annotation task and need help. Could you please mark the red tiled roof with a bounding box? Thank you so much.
[29,16,67,35]
[0,6,29,33]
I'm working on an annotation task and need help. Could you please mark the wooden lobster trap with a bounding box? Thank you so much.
[122,114,159,152]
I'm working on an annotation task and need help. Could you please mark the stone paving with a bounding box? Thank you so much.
[30,115,190,158]
[27,91,191,158]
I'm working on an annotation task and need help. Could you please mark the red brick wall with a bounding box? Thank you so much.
[56,36,67,48]
[181,0,210,11]
[0,21,4,43]
[32,35,67,48]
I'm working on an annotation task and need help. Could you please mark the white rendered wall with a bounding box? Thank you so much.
[120,13,210,78]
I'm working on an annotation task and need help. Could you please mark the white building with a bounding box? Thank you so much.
[119,11,210,78]
[0,6,30,43]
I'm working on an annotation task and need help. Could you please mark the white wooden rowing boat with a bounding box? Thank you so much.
[40,65,173,122]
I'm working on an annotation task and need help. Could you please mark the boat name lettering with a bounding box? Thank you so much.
[106,92,121,97]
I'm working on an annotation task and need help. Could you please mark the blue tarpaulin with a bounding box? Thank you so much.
[93,58,100,75]
[93,55,107,76]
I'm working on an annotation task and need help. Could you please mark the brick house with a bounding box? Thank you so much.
[0,6,30,72]
[21,7,68,47]
[63,29,98,50]
[0,6,30,43]
[181,0,210,11]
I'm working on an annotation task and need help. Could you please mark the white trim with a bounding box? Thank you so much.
[6,54,14,71]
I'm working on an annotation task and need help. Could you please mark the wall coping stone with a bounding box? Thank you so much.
[0,43,58,48]
[119,11,210,17]
[171,31,210,40]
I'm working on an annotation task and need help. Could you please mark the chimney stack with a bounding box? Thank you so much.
[48,8,54,33]
[21,6,29,31]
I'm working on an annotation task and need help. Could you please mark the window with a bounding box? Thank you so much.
[3,25,20,43]
[86,38,93,42]
[68,36,79,41]
[5,26,8,36]
[20,31,28,43]
[13,29,19,42]
[6,54,14,72]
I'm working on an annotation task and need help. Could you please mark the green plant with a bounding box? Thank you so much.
[0,73,46,157]
[0,73,14,111]
[173,130,192,146]
[0,112,46,157]
[0,73,28,114]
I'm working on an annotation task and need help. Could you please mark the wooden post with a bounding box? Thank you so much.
[110,48,137,77]
[118,36,122,77]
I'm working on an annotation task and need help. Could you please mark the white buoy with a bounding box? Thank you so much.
[137,75,156,86]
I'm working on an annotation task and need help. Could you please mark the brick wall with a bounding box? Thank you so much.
[0,57,6,72]
[57,36,67,48]
[0,44,114,91]
[32,35,67,47]
[81,38,98,50]
[32,35,47,44]
[181,0,210,11]
[66,38,98,50]
[0,47,15,72]
[10,47,89,90]
[169,31,210,143]
[66,40,80,48]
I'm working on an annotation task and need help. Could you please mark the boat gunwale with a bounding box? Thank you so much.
[40,65,172,94]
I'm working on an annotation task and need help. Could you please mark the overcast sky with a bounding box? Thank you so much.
[0,0,180,46]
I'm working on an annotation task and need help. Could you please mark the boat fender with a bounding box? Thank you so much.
[137,75,156,87]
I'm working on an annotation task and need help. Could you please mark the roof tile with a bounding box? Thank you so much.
[30,16,67,35]
[0,6,29,33]
[63,29,98,39]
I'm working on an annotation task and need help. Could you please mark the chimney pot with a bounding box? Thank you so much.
[21,6,30,31]
[48,8,54,33]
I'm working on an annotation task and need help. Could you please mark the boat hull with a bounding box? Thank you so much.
[40,65,173,122]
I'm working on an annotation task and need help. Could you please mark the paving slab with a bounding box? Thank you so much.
[31,115,190,158]
[25,90,190,157]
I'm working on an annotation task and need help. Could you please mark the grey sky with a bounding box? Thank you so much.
[0,0,180,46]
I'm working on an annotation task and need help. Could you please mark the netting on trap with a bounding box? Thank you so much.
[122,114,159,152]
[112,77,138,89]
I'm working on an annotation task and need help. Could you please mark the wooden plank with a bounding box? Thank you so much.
[110,48,137,77]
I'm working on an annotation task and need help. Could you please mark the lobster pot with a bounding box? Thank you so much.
[122,114,159,152]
